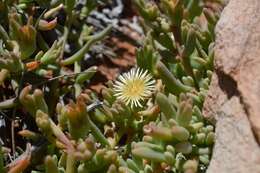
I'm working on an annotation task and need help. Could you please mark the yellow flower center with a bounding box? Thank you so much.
[122,78,145,99]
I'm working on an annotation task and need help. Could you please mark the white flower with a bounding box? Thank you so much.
[114,68,156,108]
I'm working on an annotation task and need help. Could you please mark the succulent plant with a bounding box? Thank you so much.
[0,0,224,172]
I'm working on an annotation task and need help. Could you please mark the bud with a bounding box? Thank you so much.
[137,105,160,118]
[207,70,213,80]
[192,133,206,144]
[36,110,51,133]
[156,92,176,119]
[6,144,31,173]
[164,151,175,165]
[40,40,62,65]
[144,165,153,173]
[206,132,215,145]
[181,20,189,43]
[192,105,203,121]
[189,122,204,133]
[9,15,36,59]
[183,27,196,57]
[33,89,48,113]
[134,0,158,21]
[182,76,195,87]
[152,32,174,51]
[76,66,97,84]
[107,164,118,173]
[136,44,158,75]
[161,0,183,27]
[0,69,9,85]
[160,18,171,32]
[0,51,23,73]
[203,8,218,25]
[168,94,178,107]
[132,147,166,163]
[191,56,207,70]
[103,150,117,163]
[65,96,89,139]
[143,123,173,141]
[176,99,192,126]
[44,4,64,19]
[101,87,115,105]
[18,130,38,140]
[199,155,209,165]
[133,142,163,152]
[206,125,214,132]
[175,153,186,170]
[171,126,190,141]
[38,18,57,31]
[166,145,175,156]
[142,135,154,143]
[198,148,210,155]
[175,142,192,154]
[183,160,198,173]
[118,167,134,173]
[19,85,37,116]
[25,61,40,71]
[35,69,53,78]
[77,164,85,173]
[200,78,210,89]
[45,155,59,173]
[126,159,139,172]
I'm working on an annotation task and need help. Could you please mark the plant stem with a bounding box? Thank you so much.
[0,98,17,110]
[86,115,110,147]
[61,25,112,65]
[74,60,81,97]
[66,154,76,173]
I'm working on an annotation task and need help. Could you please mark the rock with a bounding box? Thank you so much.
[204,73,260,173]
[203,0,260,172]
